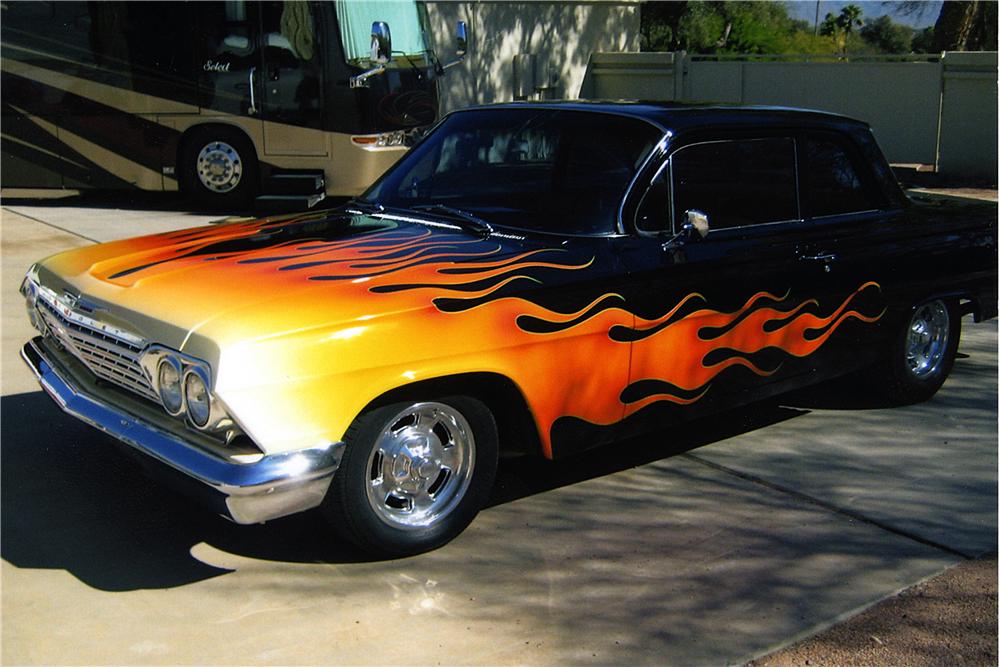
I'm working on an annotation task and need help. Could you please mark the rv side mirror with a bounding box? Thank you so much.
[371,21,392,64]
[456,21,468,57]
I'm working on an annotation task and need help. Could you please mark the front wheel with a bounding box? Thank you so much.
[323,396,499,557]
[868,298,961,404]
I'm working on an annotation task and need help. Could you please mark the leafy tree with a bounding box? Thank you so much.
[860,15,913,54]
[640,0,933,56]
[640,1,688,52]
[672,1,796,54]
[910,26,936,53]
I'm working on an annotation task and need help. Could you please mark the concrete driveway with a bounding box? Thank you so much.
[2,194,996,666]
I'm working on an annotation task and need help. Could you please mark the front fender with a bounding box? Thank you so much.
[213,301,631,457]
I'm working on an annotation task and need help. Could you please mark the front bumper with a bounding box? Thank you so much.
[21,337,344,524]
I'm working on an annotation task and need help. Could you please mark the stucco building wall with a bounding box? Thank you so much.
[422,1,640,113]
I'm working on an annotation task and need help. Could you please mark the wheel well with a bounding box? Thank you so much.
[957,295,984,321]
[360,373,543,458]
[916,292,979,321]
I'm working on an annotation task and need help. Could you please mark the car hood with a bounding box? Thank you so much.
[35,208,590,353]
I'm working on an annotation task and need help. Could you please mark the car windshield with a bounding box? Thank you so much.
[361,108,663,236]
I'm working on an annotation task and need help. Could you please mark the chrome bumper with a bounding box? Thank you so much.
[21,337,344,524]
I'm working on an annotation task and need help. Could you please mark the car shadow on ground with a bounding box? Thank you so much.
[1,386,815,591]
[7,326,994,593]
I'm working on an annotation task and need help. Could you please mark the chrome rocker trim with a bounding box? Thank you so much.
[21,337,345,525]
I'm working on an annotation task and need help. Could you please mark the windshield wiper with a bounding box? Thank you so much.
[411,204,493,237]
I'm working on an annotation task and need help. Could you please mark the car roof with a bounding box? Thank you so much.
[457,100,870,134]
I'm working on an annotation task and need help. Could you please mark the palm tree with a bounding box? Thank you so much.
[820,4,864,54]
[839,4,864,41]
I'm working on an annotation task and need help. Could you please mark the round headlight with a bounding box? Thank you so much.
[184,370,211,428]
[157,358,183,415]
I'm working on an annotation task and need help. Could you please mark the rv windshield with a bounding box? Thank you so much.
[336,0,429,63]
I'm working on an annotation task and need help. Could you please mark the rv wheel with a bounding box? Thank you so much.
[180,127,258,209]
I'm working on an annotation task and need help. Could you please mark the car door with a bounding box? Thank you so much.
[615,132,847,435]
[788,130,895,376]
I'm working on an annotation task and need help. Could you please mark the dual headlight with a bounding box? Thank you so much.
[142,348,228,432]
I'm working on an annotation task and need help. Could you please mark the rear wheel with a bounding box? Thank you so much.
[869,298,960,404]
[324,396,498,557]
[179,126,258,209]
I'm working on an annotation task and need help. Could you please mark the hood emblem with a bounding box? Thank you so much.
[59,290,101,314]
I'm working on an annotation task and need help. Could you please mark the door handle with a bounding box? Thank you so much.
[799,252,838,262]
[799,251,838,273]
[247,66,258,116]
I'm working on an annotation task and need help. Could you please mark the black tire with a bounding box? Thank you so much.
[179,126,258,209]
[323,396,499,557]
[868,298,961,404]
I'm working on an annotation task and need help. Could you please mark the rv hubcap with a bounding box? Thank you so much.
[196,141,243,193]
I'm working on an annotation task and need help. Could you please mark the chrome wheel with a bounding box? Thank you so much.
[365,402,475,530]
[196,141,243,193]
[906,300,950,379]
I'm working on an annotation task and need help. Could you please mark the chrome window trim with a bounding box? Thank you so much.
[632,157,673,238]
[810,208,882,220]
[618,134,671,235]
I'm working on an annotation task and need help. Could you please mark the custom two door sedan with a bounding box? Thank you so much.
[21,102,997,555]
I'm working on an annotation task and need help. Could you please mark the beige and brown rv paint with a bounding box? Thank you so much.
[1,1,442,203]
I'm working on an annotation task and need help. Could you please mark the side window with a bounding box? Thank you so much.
[804,137,879,217]
[671,138,798,231]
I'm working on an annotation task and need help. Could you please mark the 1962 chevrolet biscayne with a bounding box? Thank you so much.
[21,102,997,556]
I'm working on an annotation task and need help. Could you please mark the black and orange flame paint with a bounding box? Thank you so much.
[50,213,884,456]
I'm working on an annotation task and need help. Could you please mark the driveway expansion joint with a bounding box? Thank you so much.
[681,452,974,560]
[2,206,100,243]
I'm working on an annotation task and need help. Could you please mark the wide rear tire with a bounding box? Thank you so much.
[868,298,961,404]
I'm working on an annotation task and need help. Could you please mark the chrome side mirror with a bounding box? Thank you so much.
[371,21,392,64]
[685,209,710,238]
[352,22,392,88]
[456,21,468,57]
[662,209,710,251]
[441,21,470,70]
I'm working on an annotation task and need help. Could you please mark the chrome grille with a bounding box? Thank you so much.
[35,297,160,403]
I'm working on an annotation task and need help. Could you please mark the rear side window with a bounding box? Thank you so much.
[803,137,879,217]
[671,137,798,231]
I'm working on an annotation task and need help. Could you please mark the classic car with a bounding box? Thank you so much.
[21,102,997,556]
